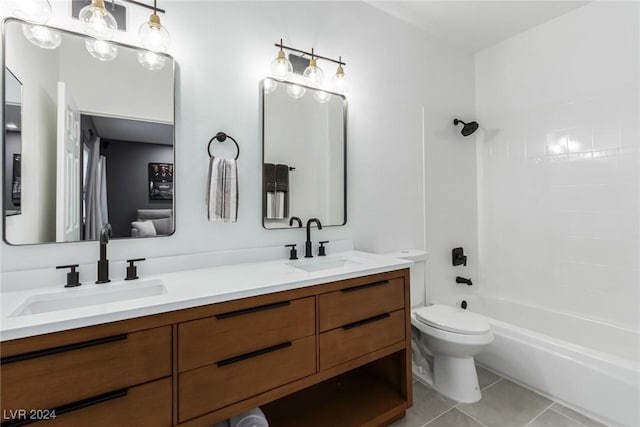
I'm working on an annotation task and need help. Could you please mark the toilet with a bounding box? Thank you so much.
[386,250,493,403]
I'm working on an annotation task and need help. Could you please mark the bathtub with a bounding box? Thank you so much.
[432,295,640,427]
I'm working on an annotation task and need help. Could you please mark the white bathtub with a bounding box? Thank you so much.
[433,295,640,427]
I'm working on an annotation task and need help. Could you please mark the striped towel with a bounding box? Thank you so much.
[207,157,238,222]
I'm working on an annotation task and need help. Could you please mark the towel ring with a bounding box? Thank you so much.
[208,132,239,160]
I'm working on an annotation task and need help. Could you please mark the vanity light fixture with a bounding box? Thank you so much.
[22,23,62,49]
[78,0,118,40]
[286,84,306,99]
[271,40,347,92]
[6,0,52,23]
[302,49,324,87]
[137,50,166,70]
[6,0,62,50]
[138,0,171,53]
[263,78,278,94]
[270,39,294,80]
[331,56,349,93]
[313,90,331,104]
[85,38,118,61]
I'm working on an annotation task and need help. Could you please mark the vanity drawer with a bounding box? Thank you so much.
[178,296,315,372]
[29,378,172,427]
[319,309,405,370]
[178,335,316,422]
[319,277,405,332]
[0,326,171,413]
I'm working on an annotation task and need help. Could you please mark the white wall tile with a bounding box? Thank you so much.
[476,1,640,329]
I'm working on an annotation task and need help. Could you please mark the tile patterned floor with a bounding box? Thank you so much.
[391,366,607,427]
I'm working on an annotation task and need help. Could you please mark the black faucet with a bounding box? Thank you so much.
[289,216,302,228]
[305,218,322,258]
[96,223,112,284]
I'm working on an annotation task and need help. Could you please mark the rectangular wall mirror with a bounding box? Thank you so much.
[261,78,346,229]
[2,18,175,245]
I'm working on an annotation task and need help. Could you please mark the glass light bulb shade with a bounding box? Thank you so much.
[286,84,306,99]
[303,64,324,87]
[79,2,117,40]
[85,38,118,61]
[331,72,350,93]
[270,56,293,80]
[7,0,52,24]
[263,78,277,94]
[313,90,331,104]
[139,18,171,52]
[22,24,61,49]
[137,50,167,71]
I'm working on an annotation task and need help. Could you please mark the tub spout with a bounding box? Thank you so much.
[456,276,473,286]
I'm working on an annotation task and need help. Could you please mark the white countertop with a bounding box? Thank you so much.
[0,251,412,341]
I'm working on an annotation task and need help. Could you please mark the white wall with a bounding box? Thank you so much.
[475,2,640,329]
[1,0,477,300]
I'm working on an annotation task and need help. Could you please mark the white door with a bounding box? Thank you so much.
[56,82,81,242]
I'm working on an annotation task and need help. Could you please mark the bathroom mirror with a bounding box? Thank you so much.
[261,78,346,229]
[2,19,175,245]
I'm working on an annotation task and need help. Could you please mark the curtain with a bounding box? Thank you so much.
[84,137,109,240]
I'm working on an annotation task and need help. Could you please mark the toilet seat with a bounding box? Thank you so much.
[414,304,490,335]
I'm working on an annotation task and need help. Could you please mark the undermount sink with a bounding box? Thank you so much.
[287,255,365,272]
[11,280,167,317]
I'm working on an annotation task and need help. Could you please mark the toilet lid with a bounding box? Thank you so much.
[414,304,490,335]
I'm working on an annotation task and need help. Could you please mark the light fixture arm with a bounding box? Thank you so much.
[121,0,166,14]
[274,41,345,66]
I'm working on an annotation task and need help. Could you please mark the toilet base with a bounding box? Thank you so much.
[432,355,481,403]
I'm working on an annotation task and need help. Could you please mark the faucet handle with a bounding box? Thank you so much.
[125,258,146,281]
[57,264,81,288]
[285,244,298,260]
[318,241,329,257]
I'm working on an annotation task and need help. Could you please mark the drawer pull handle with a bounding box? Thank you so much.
[0,389,128,427]
[0,334,128,365]
[216,342,292,367]
[341,280,389,293]
[215,301,291,320]
[342,313,391,330]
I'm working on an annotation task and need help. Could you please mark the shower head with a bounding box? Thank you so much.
[453,118,479,137]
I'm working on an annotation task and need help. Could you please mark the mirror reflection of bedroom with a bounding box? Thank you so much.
[81,115,174,240]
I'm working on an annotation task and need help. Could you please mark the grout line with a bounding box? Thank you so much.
[455,406,489,427]
[548,406,591,427]
[421,406,457,427]
[480,376,503,391]
[523,402,556,427]
[422,407,455,426]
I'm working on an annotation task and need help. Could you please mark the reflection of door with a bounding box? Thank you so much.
[56,82,81,242]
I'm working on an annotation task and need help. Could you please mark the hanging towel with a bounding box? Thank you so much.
[229,408,269,427]
[263,163,276,192]
[275,164,290,217]
[207,156,238,222]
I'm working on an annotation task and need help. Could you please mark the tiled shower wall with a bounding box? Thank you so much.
[475,2,640,329]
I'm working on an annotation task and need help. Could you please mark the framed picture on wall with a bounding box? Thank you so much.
[149,162,173,201]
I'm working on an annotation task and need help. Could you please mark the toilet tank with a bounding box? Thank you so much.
[383,250,428,308]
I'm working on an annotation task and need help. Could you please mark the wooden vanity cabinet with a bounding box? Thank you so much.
[0,268,411,427]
